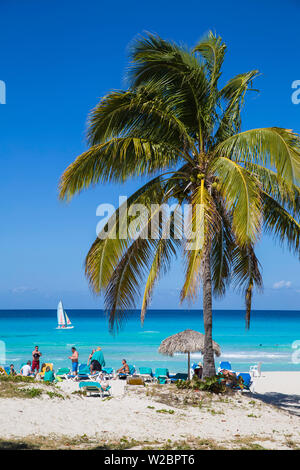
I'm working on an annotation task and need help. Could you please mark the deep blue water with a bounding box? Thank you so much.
[0,309,299,373]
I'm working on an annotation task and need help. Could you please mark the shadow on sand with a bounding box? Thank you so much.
[250,391,300,416]
[0,440,38,450]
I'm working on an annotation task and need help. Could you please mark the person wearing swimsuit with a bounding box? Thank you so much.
[116,359,130,379]
[31,346,42,374]
[68,347,79,375]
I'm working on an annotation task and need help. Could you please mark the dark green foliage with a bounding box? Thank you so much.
[176,375,226,393]
[176,373,245,394]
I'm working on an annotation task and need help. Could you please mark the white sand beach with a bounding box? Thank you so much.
[0,371,299,449]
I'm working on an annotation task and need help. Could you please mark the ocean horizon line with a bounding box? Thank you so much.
[1,308,299,312]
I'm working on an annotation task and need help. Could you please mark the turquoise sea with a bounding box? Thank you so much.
[0,309,299,373]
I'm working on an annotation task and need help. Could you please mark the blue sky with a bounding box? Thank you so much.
[0,0,299,310]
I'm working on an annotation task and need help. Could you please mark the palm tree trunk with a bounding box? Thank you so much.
[202,247,216,378]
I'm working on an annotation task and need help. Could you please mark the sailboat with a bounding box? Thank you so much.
[56,300,74,329]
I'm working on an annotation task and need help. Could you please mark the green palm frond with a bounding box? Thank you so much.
[262,192,300,257]
[215,127,300,185]
[85,176,165,293]
[193,31,226,90]
[215,70,259,142]
[141,211,181,324]
[220,70,259,102]
[211,157,262,245]
[105,204,181,330]
[246,163,300,217]
[87,85,196,153]
[129,33,209,137]
[104,237,155,331]
[59,137,182,200]
[231,244,263,329]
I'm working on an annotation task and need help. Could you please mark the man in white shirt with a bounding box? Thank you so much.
[20,361,32,376]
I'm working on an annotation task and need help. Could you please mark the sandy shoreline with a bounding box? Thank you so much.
[0,372,299,449]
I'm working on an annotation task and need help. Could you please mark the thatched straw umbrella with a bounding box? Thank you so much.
[158,329,221,379]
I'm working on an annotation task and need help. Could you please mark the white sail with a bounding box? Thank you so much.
[65,312,72,326]
[57,301,65,326]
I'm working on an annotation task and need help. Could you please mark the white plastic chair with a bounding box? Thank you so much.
[249,361,262,377]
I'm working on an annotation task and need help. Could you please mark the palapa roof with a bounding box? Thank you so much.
[158,329,221,357]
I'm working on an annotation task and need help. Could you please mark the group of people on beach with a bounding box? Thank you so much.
[7,344,129,381]
[68,345,108,376]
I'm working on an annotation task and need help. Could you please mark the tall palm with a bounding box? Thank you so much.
[59,32,300,377]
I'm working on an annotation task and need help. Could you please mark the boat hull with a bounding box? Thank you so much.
[56,326,74,330]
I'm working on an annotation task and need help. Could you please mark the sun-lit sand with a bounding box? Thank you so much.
[0,372,299,449]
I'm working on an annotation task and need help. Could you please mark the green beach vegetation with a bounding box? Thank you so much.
[0,374,62,399]
[59,32,300,377]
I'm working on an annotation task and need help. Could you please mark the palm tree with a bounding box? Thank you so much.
[59,32,300,377]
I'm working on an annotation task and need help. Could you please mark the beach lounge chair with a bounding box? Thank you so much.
[138,367,154,382]
[76,364,91,380]
[102,367,114,380]
[154,368,171,384]
[249,362,262,378]
[218,361,232,372]
[78,364,107,381]
[118,364,136,379]
[41,363,53,372]
[55,367,71,380]
[79,381,111,398]
[0,366,8,376]
[40,363,54,378]
[235,373,254,392]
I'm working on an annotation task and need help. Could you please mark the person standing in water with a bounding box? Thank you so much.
[68,347,79,375]
[32,346,42,374]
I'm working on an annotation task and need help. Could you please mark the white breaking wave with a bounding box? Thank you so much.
[189,352,289,359]
[139,331,160,334]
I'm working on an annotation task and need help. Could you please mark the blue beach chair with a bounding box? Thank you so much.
[102,367,114,380]
[79,381,111,397]
[218,361,232,372]
[118,364,136,379]
[56,367,70,378]
[235,373,253,392]
[154,368,171,384]
[138,367,154,382]
[75,364,91,381]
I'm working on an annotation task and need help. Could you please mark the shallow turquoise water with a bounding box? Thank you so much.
[0,309,299,373]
